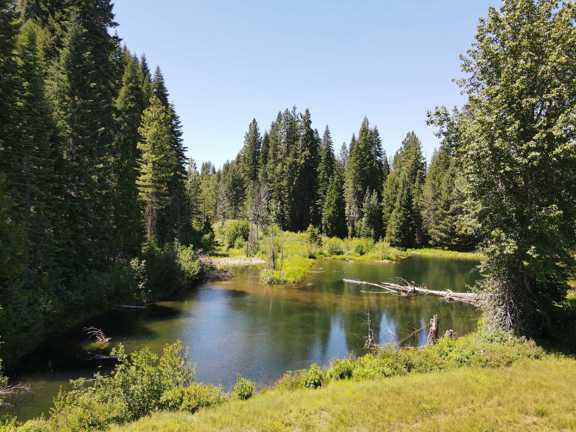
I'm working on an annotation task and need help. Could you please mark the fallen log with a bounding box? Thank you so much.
[343,279,480,306]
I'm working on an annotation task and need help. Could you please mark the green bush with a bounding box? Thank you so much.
[353,352,410,381]
[303,364,324,389]
[160,383,226,414]
[224,220,249,249]
[326,358,354,381]
[231,376,256,401]
[306,225,322,247]
[324,238,344,256]
[47,342,195,431]
[354,243,367,256]
[141,243,202,300]
[274,370,306,391]
[176,244,202,285]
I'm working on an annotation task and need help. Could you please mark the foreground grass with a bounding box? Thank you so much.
[112,357,576,432]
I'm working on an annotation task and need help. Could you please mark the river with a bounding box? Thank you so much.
[8,256,481,420]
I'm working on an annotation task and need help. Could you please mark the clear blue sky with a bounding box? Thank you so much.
[114,0,500,167]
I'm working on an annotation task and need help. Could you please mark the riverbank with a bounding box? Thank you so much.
[110,356,576,432]
[213,226,482,285]
[6,330,556,431]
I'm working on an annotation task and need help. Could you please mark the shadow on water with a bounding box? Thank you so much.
[8,256,481,421]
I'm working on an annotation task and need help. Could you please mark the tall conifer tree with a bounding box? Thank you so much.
[137,95,177,243]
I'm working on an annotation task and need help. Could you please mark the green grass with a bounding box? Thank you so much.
[407,247,485,261]
[110,357,576,432]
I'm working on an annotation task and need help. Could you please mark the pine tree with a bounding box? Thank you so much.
[138,54,153,103]
[321,170,346,238]
[113,50,146,256]
[291,109,320,230]
[240,118,261,184]
[317,126,335,211]
[345,119,385,236]
[385,171,414,247]
[137,95,177,243]
[0,0,18,182]
[358,189,382,240]
[12,20,60,278]
[46,3,117,274]
[151,67,190,244]
[383,132,426,247]
[185,159,202,227]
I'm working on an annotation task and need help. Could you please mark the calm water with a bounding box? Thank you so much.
[8,256,480,420]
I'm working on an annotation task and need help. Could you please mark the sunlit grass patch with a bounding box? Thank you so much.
[407,248,485,261]
[110,357,576,432]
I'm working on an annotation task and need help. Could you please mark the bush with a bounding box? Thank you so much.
[160,383,226,413]
[354,243,367,256]
[274,370,306,391]
[303,364,324,389]
[326,358,354,381]
[176,244,202,285]
[47,342,195,431]
[324,238,344,256]
[353,352,410,381]
[306,225,322,247]
[224,220,249,249]
[231,376,256,401]
[141,243,202,300]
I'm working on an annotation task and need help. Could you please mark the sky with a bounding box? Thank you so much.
[113,0,500,168]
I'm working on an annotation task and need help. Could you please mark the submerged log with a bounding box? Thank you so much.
[342,279,480,306]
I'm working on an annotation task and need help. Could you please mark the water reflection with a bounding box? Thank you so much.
[10,256,480,420]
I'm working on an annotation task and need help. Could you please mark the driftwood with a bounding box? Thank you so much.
[343,279,480,306]
[0,383,30,397]
[83,326,111,344]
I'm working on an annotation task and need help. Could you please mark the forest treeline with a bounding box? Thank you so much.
[193,110,478,251]
[0,0,575,372]
[0,0,203,366]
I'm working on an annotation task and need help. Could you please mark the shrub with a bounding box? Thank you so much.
[306,225,322,247]
[326,358,354,381]
[303,364,324,389]
[231,376,256,401]
[354,243,367,256]
[142,243,182,299]
[47,342,195,430]
[353,352,409,381]
[274,370,306,391]
[324,238,344,256]
[176,244,202,285]
[160,383,226,413]
[224,220,249,249]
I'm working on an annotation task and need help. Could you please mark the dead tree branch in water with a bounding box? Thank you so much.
[83,326,111,344]
[343,279,480,306]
